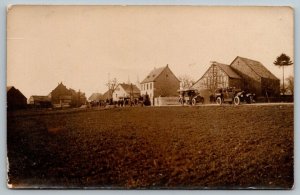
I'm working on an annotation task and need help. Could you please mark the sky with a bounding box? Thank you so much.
[7,5,294,98]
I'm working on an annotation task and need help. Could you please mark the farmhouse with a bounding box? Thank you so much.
[230,56,280,97]
[50,82,87,108]
[192,57,280,98]
[29,95,52,108]
[140,65,180,105]
[112,83,140,102]
[7,86,27,110]
[88,93,107,106]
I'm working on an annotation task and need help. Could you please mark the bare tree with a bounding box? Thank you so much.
[285,76,294,95]
[178,75,195,89]
[106,78,118,100]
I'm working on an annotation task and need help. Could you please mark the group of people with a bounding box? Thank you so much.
[89,94,152,108]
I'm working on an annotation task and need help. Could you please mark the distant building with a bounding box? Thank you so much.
[140,64,180,105]
[29,95,52,108]
[112,83,140,102]
[102,89,112,101]
[7,86,27,110]
[50,82,72,108]
[88,93,107,106]
[192,57,280,98]
[50,82,87,108]
[230,56,280,97]
[88,93,103,102]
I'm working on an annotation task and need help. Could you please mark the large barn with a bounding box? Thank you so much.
[230,56,280,97]
[192,56,280,98]
[140,64,180,105]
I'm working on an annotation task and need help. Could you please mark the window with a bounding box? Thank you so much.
[166,74,169,78]
[150,83,152,89]
[147,83,148,90]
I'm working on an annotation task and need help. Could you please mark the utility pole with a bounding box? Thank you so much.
[130,83,133,105]
[282,65,285,95]
[211,61,217,93]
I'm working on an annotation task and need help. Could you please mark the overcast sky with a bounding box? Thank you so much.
[7,5,294,98]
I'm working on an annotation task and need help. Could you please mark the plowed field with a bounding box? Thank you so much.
[7,105,294,189]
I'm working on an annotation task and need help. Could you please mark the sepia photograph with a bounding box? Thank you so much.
[6,5,294,189]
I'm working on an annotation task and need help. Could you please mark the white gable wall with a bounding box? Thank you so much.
[112,85,128,102]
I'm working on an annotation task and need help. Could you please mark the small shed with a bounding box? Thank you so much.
[7,86,27,110]
[29,95,52,108]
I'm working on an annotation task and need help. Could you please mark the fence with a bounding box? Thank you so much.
[154,97,180,106]
[255,95,294,103]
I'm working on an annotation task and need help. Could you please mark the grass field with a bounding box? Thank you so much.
[7,105,294,189]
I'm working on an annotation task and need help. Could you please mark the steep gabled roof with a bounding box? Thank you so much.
[215,63,241,79]
[119,83,140,94]
[231,56,279,80]
[102,89,113,100]
[141,66,166,84]
[51,82,72,95]
[7,86,27,99]
[6,86,13,92]
[192,62,241,88]
[88,93,103,101]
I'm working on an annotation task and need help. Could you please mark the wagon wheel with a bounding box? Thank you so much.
[234,96,240,105]
[216,97,222,105]
[192,98,196,106]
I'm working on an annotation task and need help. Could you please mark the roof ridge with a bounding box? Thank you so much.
[215,63,241,79]
[141,65,167,84]
[238,57,262,78]
[237,56,260,63]
[238,57,278,80]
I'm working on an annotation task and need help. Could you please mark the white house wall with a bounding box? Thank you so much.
[140,82,154,99]
[112,85,128,102]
